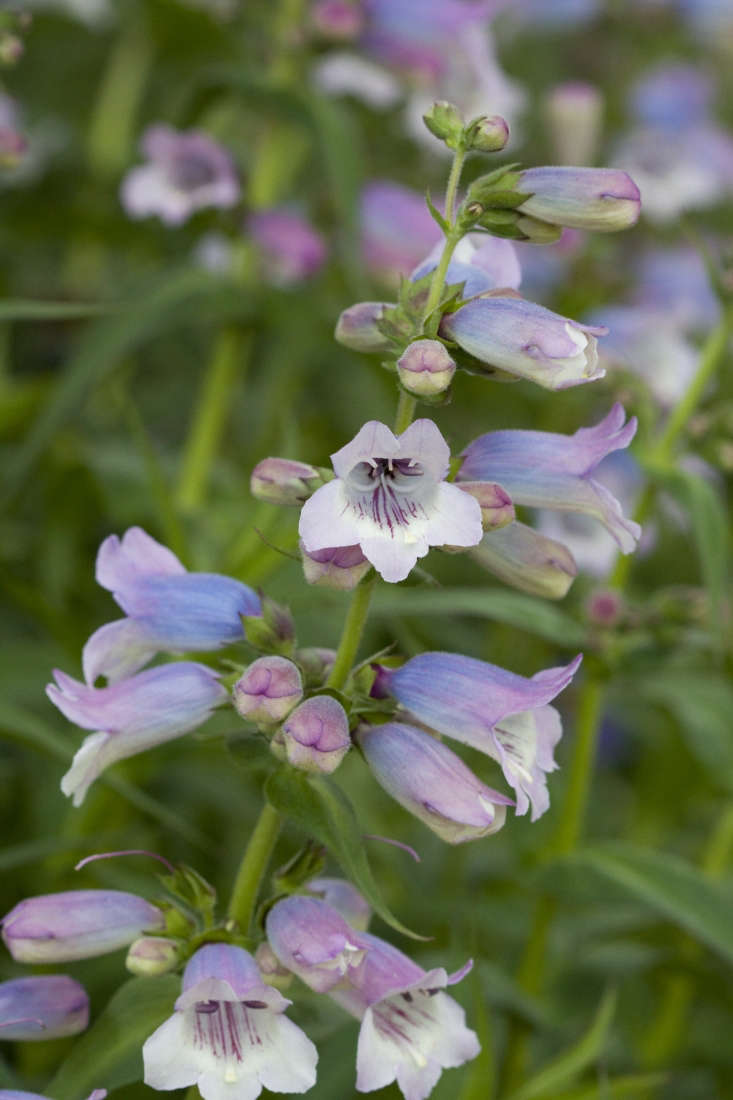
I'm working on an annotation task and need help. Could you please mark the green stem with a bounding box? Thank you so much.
[421,146,466,334]
[394,391,418,435]
[227,802,282,931]
[325,573,378,692]
[176,328,249,513]
[444,145,467,225]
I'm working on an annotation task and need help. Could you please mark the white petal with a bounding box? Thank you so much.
[143,1012,199,1091]
[423,483,483,549]
[358,535,426,583]
[299,479,363,551]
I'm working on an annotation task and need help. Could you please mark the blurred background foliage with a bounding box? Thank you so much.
[1,0,732,1098]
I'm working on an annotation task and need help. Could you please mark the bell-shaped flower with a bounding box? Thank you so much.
[441,296,606,390]
[142,943,317,1100]
[83,527,261,684]
[0,976,88,1040]
[458,404,641,553]
[330,932,479,1100]
[266,896,367,993]
[358,722,512,843]
[120,125,239,226]
[306,878,371,931]
[516,166,641,232]
[373,652,582,819]
[2,889,164,963]
[299,420,482,583]
[48,662,228,806]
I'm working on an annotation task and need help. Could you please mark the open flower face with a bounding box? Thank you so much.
[298,420,482,583]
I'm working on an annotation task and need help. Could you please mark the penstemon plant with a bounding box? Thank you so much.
[1,93,653,1100]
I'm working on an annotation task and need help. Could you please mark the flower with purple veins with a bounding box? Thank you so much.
[120,125,240,226]
[458,403,641,553]
[298,420,482,583]
[142,943,317,1100]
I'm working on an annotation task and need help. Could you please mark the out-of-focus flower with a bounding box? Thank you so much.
[299,420,482,583]
[634,246,720,330]
[233,657,304,725]
[458,404,641,552]
[411,234,522,296]
[48,662,228,806]
[266,896,367,992]
[361,181,442,283]
[373,652,582,819]
[2,890,164,963]
[0,976,89,1041]
[312,52,402,109]
[143,944,317,1100]
[310,0,364,38]
[121,125,239,226]
[358,721,512,842]
[272,695,351,774]
[83,527,260,685]
[544,82,603,166]
[248,208,327,286]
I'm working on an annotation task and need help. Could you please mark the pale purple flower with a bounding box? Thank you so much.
[307,878,371,931]
[2,890,164,963]
[143,943,317,1100]
[311,0,364,38]
[458,404,641,553]
[441,296,606,390]
[330,931,479,1100]
[121,125,239,226]
[266,896,367,993]
[273,695,351,774]
[358,722,512,843]
[456,481,514,531]
[361,181,441,282]
[631,64,713,131]
[361,0,492,79]
[83,527,260,684]
[411,234,522,298]
[233,657,303,725]
[0,976,88,1041]
[374,652,582,819]
[48,662,228,805]
[248,208,327,286]
[298,420,482,583]
[301,543,372,590]
[516,167,641,232]
[335,302,394,354]
[470,522,577,599]
[250,458,325,506]
[634,246,720,331]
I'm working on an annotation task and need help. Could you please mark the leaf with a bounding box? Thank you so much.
[265,767,423,939]
[568,844,733,964]
[560,1073,668,1099]
[505,989,617,1100]
[0,300,117,321]
[46,976,179,1099]
[639,672,733,791]
[371,587,586,647]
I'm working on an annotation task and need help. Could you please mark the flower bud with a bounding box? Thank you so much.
[396,339,456,398]
[301,542,372,590]
[126,936,180,976]
[233,656,303,725]
[466,114,510,153]
[517,167,641,232]
[250,457,326,506]
[545,82,603,166]
[254,941,293,990]
[587,589,623,627]
[334,301,393,353]
[272,696,351,774]
[296,646,336,686]
[265,896,366,992]
[456,481,515,530]
[515,215,564,244]
[423,100,465,149]
[0,976,89,1041]
[2,890,165,963]
[470,523,577,599]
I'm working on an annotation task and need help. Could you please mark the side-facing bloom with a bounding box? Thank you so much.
[516,167,641,232]
[373,652,582,819]
[358,722,512,843]
[143,943,317,1100]
[121,125,240,225]
[458,404,641,553]
[2,890,164,962]
[48,662,228,805]
[248,208,327,286]
[299,420,482,583]
[266,896,367,993]
[0,976,88,1040]
[84,527,261,684]
[330,931,479,1100]
[440,296,606,390]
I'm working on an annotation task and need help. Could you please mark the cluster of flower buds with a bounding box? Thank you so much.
[423,100,510,155]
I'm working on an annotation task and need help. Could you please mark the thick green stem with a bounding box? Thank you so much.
[325,573,378,692]
[176,328,249,513]
[227,802,282,932]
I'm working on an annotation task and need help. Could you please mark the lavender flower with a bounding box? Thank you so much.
[142,943,317,1100]
[248,208,327,286]
[358,722,512,843]
[458,404,641,553]
[440,296,606,390]
[360,181,441,281]
[121,125,239,225]
[374,652,582,819]
[266,896,367,992]
[0,976,88,1040]
[48,662,228,805]
[83,527,260,684]
[307,878,371,930]
[2,890,164,963]
[298,420,482,583]
[516,167,641,232]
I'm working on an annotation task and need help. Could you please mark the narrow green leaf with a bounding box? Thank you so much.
[46,976,179,1099]
[506,989,617,1100]
[560,1073,667,1099]
[265,767,424,939]
[569,844,733,964]
[371,587,586,647]
[458,970,496,1100]
[0,300,118,321]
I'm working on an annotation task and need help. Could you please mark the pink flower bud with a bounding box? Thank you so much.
[233,656,303,725]
[250,457,325,506]
[335,301,393,353]
[301,542,372,590]
[468,114,510,153]
[456,481,515,530]
[273,696,351,774]
[396,339,456,397]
